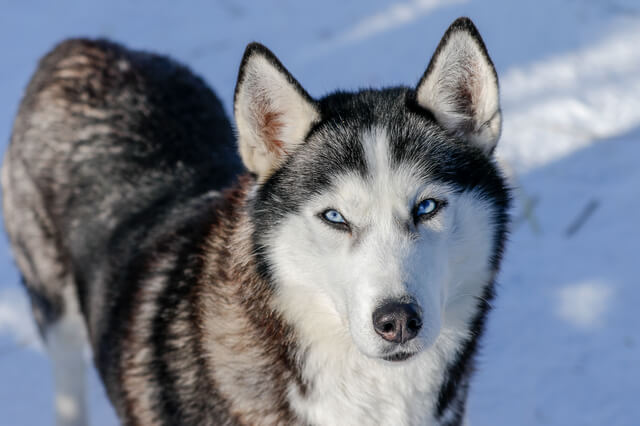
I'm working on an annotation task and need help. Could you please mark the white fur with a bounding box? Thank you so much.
[267,126,498,424]
[416,29,501,153]
[46,285,88,426]
[234,53,319,180]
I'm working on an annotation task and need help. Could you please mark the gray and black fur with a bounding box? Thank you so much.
[3,17,510,426]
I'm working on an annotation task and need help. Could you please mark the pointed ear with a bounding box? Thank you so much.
[234,43,320,179]
[416,17,501,155]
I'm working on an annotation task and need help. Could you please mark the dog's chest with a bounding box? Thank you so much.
[288,348,447,426]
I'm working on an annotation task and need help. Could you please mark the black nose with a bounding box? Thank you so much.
[372,301,422,344]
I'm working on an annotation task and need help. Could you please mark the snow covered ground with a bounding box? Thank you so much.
[1,1,639,424]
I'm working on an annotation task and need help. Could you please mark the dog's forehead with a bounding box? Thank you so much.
[326,126,454,208]
[303,89,466,186]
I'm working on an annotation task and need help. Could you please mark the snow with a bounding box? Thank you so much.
[1,1,639,424]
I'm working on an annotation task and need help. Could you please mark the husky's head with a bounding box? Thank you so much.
[234,18,509,361]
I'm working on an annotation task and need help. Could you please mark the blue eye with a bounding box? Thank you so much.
[323,209,346,224]
[415,199,438,218]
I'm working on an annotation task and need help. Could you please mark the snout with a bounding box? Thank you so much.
[372,300,422,344]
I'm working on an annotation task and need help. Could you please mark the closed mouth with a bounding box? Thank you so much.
[382,351,416,362]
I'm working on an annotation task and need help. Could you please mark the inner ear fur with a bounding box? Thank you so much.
[416,17,501,155]
[234,43,319,180]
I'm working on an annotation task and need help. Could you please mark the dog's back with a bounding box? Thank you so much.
[2,38,240,425]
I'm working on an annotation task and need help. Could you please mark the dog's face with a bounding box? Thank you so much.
[234,18,509,361]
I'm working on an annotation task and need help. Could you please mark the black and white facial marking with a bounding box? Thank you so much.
[235,12,508,373]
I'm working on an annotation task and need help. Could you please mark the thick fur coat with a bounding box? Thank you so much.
[2,18,510,426]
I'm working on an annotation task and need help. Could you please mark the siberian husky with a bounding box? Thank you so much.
[2,17,510,426]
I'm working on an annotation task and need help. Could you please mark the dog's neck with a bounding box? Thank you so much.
[196,175,303,424]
